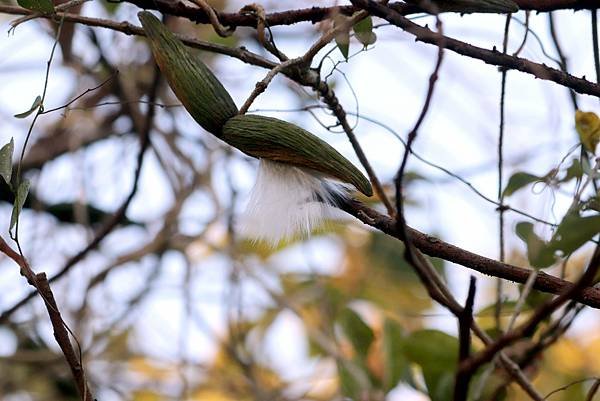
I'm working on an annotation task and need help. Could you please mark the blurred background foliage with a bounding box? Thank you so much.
[0,0,599,400]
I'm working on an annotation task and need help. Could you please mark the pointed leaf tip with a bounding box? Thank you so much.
[14,95,42,119]
[10,180,30,231]
[221,115,373,196]
[0,138,14,186]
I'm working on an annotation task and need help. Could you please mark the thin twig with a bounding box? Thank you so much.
[592,10,600,87]
[507,270,539,331]
[337,197,600,310]
[512,11,529,56]
[453,277,477,401]
[348,0,600,98]
[188,0,234,37]
[459,245,600,376]
[586,379,600,401]
[317,82,395,215]
[238,58,301,115]
[0,62,161,325]
[548,12,578,109]
[544,377,600,400]
[88,0,600,29]
[496,13,511,333]
[40,73,117,115]
[0,236,94,400]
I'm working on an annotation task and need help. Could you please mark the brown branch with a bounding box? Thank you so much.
[0,5,278,71]
[453,277,477,401]
[548,12,579,110]
[109,0,597,29]
[4,4,599,103]
[316,81,395,216]
[0,236,94,400]
[350,0,600,98]
[338,198,600,309]
[459,245,600,377]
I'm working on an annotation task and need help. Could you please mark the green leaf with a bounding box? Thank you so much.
[17,0,54,13]
[335,30,350,60]
[523,287,552,309]
[10,180,30,231]
[550,211,600,256]
[0,138,14,186]
[14,95,42,119]
[515,222,555,268]
[502,172,541,197]
[402,330,459,401]
[559,158,583,183]
[336,359,371,400]
[338,307,374,359]
[383,319,408,392]
[101,0,120,14]
[354,16,377,47]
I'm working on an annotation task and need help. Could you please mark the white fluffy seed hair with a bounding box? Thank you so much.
[238,159,346,245]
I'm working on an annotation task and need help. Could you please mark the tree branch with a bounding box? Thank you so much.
[0,236,94,401]
[112,0,598,29]
[351,0,600,98]
[338,198,600,309]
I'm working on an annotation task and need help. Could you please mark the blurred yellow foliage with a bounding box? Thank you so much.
[575,110,600,153]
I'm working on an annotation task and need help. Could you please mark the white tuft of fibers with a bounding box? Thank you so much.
[238,159,344,245]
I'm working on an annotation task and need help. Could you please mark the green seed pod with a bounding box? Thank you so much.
[138,11,238,135]
[222,115,373,196]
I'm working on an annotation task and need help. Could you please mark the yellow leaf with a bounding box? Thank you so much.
[132,390,162,401]
[546,338,585,373]
[575,110,600,153]
[128,357,172,381]
[190,389,238,401]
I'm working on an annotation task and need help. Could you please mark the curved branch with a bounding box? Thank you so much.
[339,198,600,310]
[351,0,600,98]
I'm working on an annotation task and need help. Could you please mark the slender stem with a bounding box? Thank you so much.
[548,12,578,109]
[496,13,511,333]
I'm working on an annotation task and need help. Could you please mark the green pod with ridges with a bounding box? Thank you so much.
[222,114,373,196]
[138,11,238,135]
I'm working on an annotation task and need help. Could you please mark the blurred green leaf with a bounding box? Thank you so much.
[338,307,374,359]
[403,330,459,401]
[14,95,42,119]
[207,32,238,48]
[515,222,556,268]
[559,159,583,183]
[337,359,371,399]
[101,0,120,14]
[10,180,30,230]
[17,0,54,12]
[502,172,541,197]
[369,231,444,280]
[0,138,14,186]
[335,30,350,60]
[358,231,444,312]
[551,211,600,256]
[523,288,552,309]
[354,16,377,47]
[516,211,600,268]
[476,300,518,319]
[383,318,408,392]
